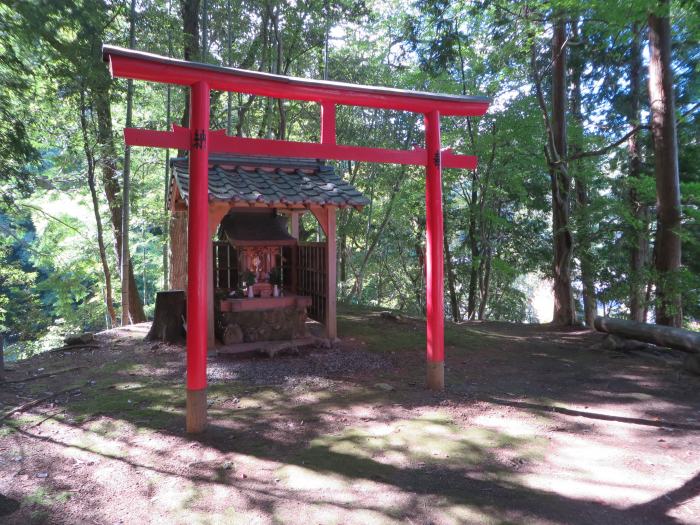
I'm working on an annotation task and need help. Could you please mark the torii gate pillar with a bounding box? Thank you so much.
[185,81,210,432]
[424,110,445,390]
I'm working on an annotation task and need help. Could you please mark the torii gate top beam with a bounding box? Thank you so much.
[103,45,490,117]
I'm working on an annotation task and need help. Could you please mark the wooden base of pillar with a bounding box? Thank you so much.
[426,361,444,391]
[186,388,207,433]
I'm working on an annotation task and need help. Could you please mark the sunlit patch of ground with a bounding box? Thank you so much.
[0,306,699,524]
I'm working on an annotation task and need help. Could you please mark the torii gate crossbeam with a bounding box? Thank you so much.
[102,45,490,433]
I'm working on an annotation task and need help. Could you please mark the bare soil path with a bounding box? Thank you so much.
[1,306,698,524]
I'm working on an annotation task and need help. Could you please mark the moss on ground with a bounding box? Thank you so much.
[337,304,485,354]
[68,380,183,427]
[23,487,72,525]
[279,411,539,486]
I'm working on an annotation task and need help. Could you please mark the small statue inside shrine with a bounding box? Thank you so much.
[251,255,270,284]
[240,248,280,297]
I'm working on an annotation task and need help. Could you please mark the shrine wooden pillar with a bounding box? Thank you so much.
[290,211,301,239]
[424,110,444,391]
[208,202,232,348]
[186,80,210,433]
[325,206,337,340]
[207,238,215,348]
[289,211,300,294]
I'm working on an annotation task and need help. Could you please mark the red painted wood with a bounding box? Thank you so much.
[104,47,490,117]
[124,126,478,169]
[222,295,312,312]
[310,207,329,236]
[211,132,425,165]
[425,110,444,364]
[124,126,188,149]
[186,81,210,392]
[440,149,479,169]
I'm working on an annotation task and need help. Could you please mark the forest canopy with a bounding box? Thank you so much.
[0,0,698,359]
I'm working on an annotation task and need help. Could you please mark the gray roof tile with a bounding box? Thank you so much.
[171,155,369,208]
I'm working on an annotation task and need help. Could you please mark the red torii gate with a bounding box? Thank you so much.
[103,45,490,433]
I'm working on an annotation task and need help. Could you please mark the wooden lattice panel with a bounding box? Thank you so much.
[297,242,327,323]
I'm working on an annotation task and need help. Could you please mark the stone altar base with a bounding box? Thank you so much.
[217,304,308,343]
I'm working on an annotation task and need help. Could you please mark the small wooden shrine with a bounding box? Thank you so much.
[167,155,368,351]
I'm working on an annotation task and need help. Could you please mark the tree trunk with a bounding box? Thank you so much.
[575,179,596,327]
[339,230,347,283]
[93,80,146,323]
[163,84,171,290]
[80,90,117,328]
[121,0,136,325]
[648,3,682,327]
[226,0,233,134]
[414,241,426,315]
[169,210,188,290]
[550,175,575,324]
[466,172,479,320]
[163,2,174,290]
[477,245,492,320]
[628,23,649,323]
[259,5,274,139]
[594,316,699,354]
[180,0,201,61]
[475,125,498,321]
[570,20,595,327]
[271,6,286,139]
[179,0,201,140]
[443,209,461,322]
[338,161,358,290]
[550,16,576,326]
[201,0,208,61]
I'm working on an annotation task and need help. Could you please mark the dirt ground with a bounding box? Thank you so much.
[1,306,699,525]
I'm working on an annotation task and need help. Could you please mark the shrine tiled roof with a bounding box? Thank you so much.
[170,155,369,208]
[220,210,297,246]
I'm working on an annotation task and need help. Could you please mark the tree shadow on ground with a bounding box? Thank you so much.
[6,373,698,525]
[479,396,700,431]
[2,309,700,524]
[349,312,700,432]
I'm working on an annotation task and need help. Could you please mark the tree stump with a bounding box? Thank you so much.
[146,290,186,344]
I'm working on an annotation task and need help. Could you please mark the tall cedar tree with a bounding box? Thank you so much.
[648,1,682,327]
[549,16,576,325]
[627,23,648,322]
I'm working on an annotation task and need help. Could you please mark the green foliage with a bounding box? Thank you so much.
[0,6,40,200]
[0,245,47,340]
